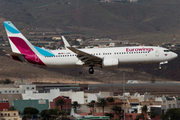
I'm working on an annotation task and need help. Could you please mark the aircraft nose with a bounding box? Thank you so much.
[172,52,178,59]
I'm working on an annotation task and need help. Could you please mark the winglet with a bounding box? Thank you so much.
[62,36,71,48]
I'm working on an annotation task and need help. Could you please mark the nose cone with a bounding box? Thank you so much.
[172,52,178,59]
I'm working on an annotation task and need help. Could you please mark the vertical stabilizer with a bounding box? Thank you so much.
[3,21,46,65]
[4,21,39,55]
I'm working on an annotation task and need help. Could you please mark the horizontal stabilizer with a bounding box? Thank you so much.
[3,50,27,63]
[3,50,24,56]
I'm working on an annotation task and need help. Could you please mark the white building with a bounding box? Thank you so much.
[87,92,113,103]
[19,85,36,93]
[0,88,23,94]
[60,90,85,104]
[22,89,60,102]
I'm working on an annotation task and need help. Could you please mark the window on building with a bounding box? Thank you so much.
[5,113,7,116]
[14,113,16,116]
[27,87,29,89]
[9,91,11,93]
[169,104,171,109]
[1,113,3,116]
[8,113,10,116]
[173,104,175,108]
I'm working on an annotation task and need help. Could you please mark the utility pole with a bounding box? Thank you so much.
[123,72,126,120]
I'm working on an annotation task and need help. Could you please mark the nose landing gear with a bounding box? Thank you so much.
[89,66,94,74]
[159,64,161,70]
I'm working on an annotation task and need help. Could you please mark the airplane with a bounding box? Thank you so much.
[3,21,178,74]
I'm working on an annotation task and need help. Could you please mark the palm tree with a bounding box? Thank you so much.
[148,109,158,120]
[55,98,65,110]
[71,101,81,112]
[111,106,122,120]
[141,105,148,120]
[87,100,95,115]
[96,98,107,116]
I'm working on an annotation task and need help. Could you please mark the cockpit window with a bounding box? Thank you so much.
[164,50,170,52]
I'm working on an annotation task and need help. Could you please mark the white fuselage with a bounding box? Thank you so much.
[38,46,177,67]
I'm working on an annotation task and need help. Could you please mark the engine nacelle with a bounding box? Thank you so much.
[102,58,119,68]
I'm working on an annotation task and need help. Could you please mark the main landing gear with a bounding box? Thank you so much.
[89,66,94,74]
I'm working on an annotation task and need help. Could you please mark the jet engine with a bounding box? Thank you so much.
[102,58,119,68]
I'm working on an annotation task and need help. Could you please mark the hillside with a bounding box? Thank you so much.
[0,0,180,43]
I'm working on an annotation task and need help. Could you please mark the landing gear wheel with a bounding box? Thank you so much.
[89,67,94,74]
[159,64,161,70]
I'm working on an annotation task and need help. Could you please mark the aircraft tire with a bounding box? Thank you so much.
[89,67,94,74]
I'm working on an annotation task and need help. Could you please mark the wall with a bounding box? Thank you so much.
[50,96,71,111]
[13,99,49,114]
[22,89,60,102]
[0,102,9,111]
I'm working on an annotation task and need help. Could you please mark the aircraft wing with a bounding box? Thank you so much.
[67,47,102,66]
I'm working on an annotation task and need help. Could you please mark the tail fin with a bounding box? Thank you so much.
[3,21,38,55]
[3,21,50,65]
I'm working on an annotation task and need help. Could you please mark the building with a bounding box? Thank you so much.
[35,84,80,93]
[127,98,140,113]
[95,101,125,114]
[0,94,22,106]
[13,99,49,114]
[0,84,22,94]
[87,92,113,103]
[0,111,21,120]
[161,96,177,113]
[0,101,9,111]
[50,96,71,111]
[22,89,60,102]
[14,78,32,87]
[60,90,85,104]
[52,37,61,40]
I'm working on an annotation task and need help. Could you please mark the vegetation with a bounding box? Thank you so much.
[160,108,180,120]
[40,108,65,120]
[55,98,65,110]
[23,107,39,119]
[141,105,148,120]
[86,100,95,115]
[9,106,15,111]
[107,97,114,102]
[105,113,114,119]
[3,79,12,84]
[111,106,122,120]
[135,113,144,120]
[148,109,159,120]
[71,101,81,112]
[96,98,108,116]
